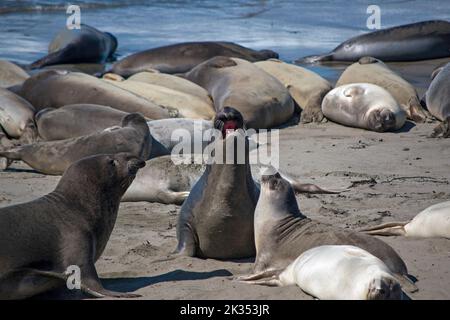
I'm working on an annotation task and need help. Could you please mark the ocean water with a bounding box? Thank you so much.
[0,0,449,76]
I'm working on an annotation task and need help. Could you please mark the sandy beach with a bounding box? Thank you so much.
[1,119,449,300]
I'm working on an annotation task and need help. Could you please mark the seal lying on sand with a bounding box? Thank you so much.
[425,62,450,138]
[254,59,332,123]
[17,70,174,119]
[242,245,403,300]
[0,60,29,88]
[238,172,416,292]
[297,20,450,63]
[0,153,145,299]
[184,57,295,129]
[335,57,429,122]
[30,24,117,69]
[108,41,278,77]
[321,83,406,132]
[0,113,151,175]
[361,201,450,239]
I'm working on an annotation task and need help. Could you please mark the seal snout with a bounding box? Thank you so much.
[127,157,145,175]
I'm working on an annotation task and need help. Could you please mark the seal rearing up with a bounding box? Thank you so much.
[0,153,145,299]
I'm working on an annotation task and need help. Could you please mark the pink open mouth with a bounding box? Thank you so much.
[222,120,239,137]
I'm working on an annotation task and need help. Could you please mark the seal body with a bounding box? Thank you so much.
[103,78,215,119]
[254,59,332,123]
[17,70,173,119]
[109,41,278,76]
[278,245,402,300]
[185,57,295,129]
[0,60,29,88]
[298,20,450,63]
[335,57,428,122]
[321,83,406,132]
[426,63,450,120]
[0,113,151,175]
[0,153,144,299]
[0,88,35,139]
[30,24,117,69]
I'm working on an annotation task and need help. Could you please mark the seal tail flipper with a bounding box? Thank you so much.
[280,172,346,194]
[294,53,333,64]
[240,277,282,287]
[430,117,450,138]
[359,221,408,236]
[406,97,431,123]
[29,50,66,69]
[394,274,419,294]
[235,269,281,282]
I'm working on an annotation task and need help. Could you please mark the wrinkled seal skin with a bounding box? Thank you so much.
[254,59,332,123]
[0,88,36,141]
[17,70,173,119]
[240,173,417,293]
[426,62,450,138]
[184,56,295,129]
[30,24,117,69]
[0,60,29,88]
[109,41,278,77]
[321,83,406,132]
[0,113,151,175]
[0,153,145,299]
[335,57,429,122]
[176,107,259,259]
[297,20,450,63]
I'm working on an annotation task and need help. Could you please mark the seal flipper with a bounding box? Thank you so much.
[430,117,450,138]
[295,53,333,64]
[406,97,431,123]
[280,172,345,194]
[299,93,325,123]
[359,221,408,236]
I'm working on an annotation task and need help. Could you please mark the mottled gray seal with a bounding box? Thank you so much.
[0,60,29,88]
[335,57,429,122]
[0,113,151,175]
[30,24,117,69]
[0,153,145,299]
[425,62,450,138]
[239,172,416,292]
[17,70,174,119]
[297,20,450,63]
[184,56,295,129]
[108,41,278,77]
[0,88,36,141]
[361,201,450,239]
[243,245,403,300]
[321,83,406,132]
[254,59,332,123]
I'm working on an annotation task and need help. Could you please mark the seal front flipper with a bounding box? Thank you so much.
[430,117,450,138]
[360,221,408,236]
[295,53,333,64]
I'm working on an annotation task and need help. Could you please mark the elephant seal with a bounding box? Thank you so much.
[17,70,174,119]
[41,63,105,75]
[102,77,215,119]
[254,59,332,123]
[0,88,36,141]
[425,62,450,138]
[0,60,29,88]
[184,57,295,129]
[361,201,450,239]
[242,245,402,300]
[297,20,450,63]
[335,57,429,122]
[30,24,117,69]
[239,172,416,292]
[0,153,145,299]
[321,83,406,132]
[108,41,278,77]
[0,113,151,175]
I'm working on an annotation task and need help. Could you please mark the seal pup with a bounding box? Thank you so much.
[361,201,450,239]
[184,56,295,129]
[102,77,215,119]
[425,62,450,138]
[30,24,117,69]
[0,60,29,88]
[0,113,151,175]
[243,245,403,300]
[239,172,416,291]
[0,153,145,299]
[321,83,406,132]
[254,59,332,123]
[297,20,450,63]
[335,57,429,122]
[108,41,278,77]
[17,70,174,119]
[0,88,36,142]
